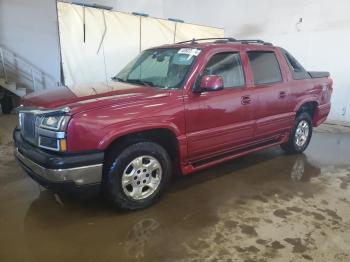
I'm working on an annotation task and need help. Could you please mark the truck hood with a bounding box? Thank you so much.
[21,81,171,114]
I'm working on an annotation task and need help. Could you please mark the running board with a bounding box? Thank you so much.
[182,138,282,175]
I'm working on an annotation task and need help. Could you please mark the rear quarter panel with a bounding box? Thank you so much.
[275,47,332,126]
[289,76,332,126]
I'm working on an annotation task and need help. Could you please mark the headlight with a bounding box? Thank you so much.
[42,116,60,129]
[38,115,70,151]
[39,115,70,131]
[17,107,71,152]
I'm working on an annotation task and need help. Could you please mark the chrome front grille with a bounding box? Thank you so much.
[21,113,36,143]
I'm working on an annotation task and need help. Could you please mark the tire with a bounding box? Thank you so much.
[281,112,313,154]
[0,94,13,114]
[104,141,172,210]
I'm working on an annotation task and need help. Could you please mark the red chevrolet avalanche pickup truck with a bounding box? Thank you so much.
[14,38,332,209]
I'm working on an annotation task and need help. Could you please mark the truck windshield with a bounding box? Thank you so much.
[114,48,201,89]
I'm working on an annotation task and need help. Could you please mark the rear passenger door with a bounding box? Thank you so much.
[246,49,294,140]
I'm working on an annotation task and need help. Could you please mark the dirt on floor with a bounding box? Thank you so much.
[0,114,350,262]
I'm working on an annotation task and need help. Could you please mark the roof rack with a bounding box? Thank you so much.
[238,39,273,46]
[176,37,273,46]
[177,37,237,44]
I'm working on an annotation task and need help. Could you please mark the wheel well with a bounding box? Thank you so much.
[297,101,317,118]
[104,128,180,166]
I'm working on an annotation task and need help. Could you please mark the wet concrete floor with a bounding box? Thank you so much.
[0,114,349,262]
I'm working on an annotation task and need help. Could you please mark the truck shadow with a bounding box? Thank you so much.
[21,148,324,261]
[25,147,321,215]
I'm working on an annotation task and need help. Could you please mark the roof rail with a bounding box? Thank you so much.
[176,37,273,46]
[176,37,237,44]
[238,39,273,46]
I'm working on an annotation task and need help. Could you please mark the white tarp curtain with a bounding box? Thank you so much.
[57,2,224,87]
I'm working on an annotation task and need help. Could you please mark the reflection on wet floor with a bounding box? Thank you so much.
[1,122,350,261]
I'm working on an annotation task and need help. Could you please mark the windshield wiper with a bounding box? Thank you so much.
[111,76,125,82]
[112,76,157,87]
[125,79,155,87]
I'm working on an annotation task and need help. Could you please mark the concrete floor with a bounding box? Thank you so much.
[0,114,350,262]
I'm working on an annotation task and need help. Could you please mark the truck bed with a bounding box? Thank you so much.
[308,71,330,78]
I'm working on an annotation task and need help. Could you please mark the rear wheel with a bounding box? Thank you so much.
[281,112,313,154]
[104,141,172,210]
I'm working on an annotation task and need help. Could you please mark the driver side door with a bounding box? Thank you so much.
[184,49,257,162]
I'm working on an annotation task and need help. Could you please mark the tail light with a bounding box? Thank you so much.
[327,76,333,94]
[321,76,333,102]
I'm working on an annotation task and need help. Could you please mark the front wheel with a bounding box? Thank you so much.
[104,141,172,210]
[281,112,313,154]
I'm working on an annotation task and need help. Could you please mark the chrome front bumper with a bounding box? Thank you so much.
[15,148,103,186]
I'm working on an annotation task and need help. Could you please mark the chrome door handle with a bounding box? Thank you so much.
[279,91,287,98]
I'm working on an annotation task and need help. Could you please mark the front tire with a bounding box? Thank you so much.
[281,112,313,154]
[104,141,172,210]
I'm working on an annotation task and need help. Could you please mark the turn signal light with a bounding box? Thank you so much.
[60,139,67,152]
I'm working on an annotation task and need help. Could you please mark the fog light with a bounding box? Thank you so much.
[39,136,59,151]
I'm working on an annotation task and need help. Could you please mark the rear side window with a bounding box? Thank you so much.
[203,52,245,88]
[247,51,282,85]
[281,48,310,80]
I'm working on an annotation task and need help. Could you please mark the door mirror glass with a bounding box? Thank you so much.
[196,75,224,92]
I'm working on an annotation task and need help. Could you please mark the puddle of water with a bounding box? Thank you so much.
[1,115,350,262]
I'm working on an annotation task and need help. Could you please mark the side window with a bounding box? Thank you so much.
[203,52,245,88]
[247,51,282,85]
[282,49,310,80]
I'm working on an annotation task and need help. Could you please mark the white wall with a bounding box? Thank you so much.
[0,0,61,83]
[162,0,350,36]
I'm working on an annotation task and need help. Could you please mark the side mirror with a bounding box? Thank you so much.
[195,75,224,93]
